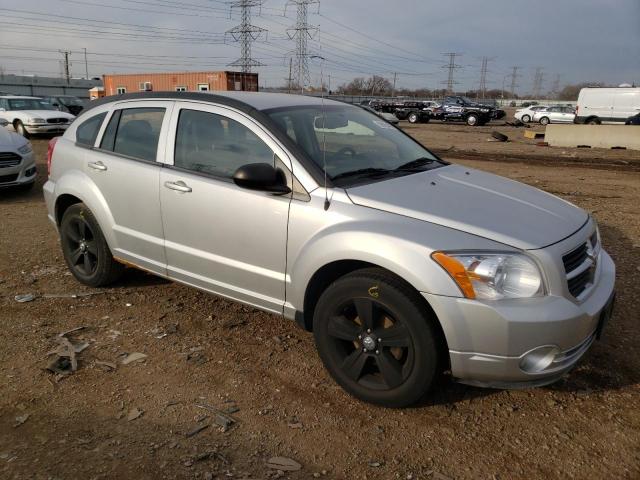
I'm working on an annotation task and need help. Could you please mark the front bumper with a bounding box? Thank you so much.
[423,250,616,388]
[24,123,69,134]
[0,151,37,188]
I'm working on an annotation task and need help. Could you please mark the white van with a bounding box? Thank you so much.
[575,87,640,124]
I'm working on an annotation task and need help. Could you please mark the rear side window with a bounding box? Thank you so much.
[100,107,165,162]
[76,112,107,147]
[174,109,273,178]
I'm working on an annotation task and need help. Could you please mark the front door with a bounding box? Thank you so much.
[159,102,292,314]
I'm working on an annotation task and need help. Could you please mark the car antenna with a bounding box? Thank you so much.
[313,54,330,211]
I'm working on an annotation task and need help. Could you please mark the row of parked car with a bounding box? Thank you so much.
[365,96,507,127]
[0,94,86,191]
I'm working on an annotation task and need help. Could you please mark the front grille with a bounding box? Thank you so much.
[0,152,21,168]
[0,173,18,183]
[563,243,589,273]
[562,237,598,299]
[568,268,592,297]
[47,118,68,124]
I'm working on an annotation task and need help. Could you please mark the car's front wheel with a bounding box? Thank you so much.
[407,112,419,124]
[539,116,550,125]
[14,121,30,138]
[313,268,440,407]
[466,113,479,126]
[60,203,124,287]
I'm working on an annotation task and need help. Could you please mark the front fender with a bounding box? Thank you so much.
[285,192,513,315]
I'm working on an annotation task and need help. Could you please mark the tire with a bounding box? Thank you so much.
[14,121,30,138]
[539,116,550,125]
[521,114,531,123]
[407,112,419,124]
[466,113,480,126]
[587,117,601,125]
[313,268,440,408]
[421,115,430,124]
[60,203,124,287]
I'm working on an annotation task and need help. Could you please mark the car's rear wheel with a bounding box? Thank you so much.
[407,112,419,124]
[14,121,29,138]
[313,268,439,407]
[539,116,550,125]
[60,203,124,287]
[587,117,601,125]
[521,114,531,123]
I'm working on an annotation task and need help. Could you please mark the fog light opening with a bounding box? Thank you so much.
[519,345,561,373]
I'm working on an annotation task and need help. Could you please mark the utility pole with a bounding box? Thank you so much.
[226,1,267,73]
[60,50,71,84]
[441,52,462,94]
[83,48,89,79]
[508,66,520,97]
[286,0,319,92]
[532,67,544,98]
[392,72,397,98]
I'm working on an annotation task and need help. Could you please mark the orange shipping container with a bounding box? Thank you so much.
[102,71,258,96]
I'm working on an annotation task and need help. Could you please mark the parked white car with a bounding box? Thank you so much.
[0,96,75,137]
[514,105,548,123]
[533,106,576,125]
[0,119,37,190]
[575,87,640,124]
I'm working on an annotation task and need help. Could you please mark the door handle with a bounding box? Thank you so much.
[164,180,192,193]
[88,161,107,171]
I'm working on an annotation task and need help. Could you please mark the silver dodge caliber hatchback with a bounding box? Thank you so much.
[44,92,616,407]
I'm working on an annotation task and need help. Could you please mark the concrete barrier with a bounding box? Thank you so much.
[545,125,640,151]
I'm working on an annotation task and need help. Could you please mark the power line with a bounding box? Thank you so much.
[532,66,544,98]
[286,0,319,89]
[441,52,462,93]
[226,1,267,73]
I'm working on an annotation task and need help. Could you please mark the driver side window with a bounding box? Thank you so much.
[174,109,274,179]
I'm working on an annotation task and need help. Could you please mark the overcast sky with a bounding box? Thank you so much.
[0,0,638,94]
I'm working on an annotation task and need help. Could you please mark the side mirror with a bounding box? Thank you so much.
[0,118,8,127]
[233,163,291,195]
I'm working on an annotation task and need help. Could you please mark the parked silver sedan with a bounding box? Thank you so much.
[43,92,615,407]
[533,106,576,125]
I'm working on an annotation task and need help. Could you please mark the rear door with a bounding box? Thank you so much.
[159,102,293,314]
[86,100,174,274]
[612,89,640,121]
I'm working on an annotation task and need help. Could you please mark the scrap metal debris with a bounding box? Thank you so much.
[266,457,302,471]
[46,337,79,375]
[13,414,30,428]
[185,424,209,438]
[42,292,105,299]
[127,407,144,421]
[15,293,36,303]
[195,403,237,432]
[94,360,117,371]
[121,352,148,365]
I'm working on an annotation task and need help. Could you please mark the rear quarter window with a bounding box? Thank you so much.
[76,112,107,147]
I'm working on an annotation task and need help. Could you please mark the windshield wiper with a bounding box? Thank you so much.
[393,157,437,172]
[331,167,391,182]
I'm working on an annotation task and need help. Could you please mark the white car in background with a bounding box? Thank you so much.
[0,96,75,137]
[514,105,548,123]
[533,106,576,125]
[0,118,37,190]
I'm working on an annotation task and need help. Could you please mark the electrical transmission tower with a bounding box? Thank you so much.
[441,53,462,93]
[226,1,267,73]
[478,56,495,99]
[550,74,561,99]
[532,67,544,98]
[508,66,520,97]
[286,0,319,90]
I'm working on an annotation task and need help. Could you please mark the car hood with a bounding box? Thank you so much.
[17,110,75,119]
[0,125,27,149]
[346,164,588,250]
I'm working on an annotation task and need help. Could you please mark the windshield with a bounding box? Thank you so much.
[265,104,443,186]
[8,99,55,111]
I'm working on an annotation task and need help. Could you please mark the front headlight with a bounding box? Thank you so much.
[29,118,46,124]
[432,252,544,300]
[18,143,33,155]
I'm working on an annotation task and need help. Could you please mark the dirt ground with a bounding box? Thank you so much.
[1,122,639,480]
